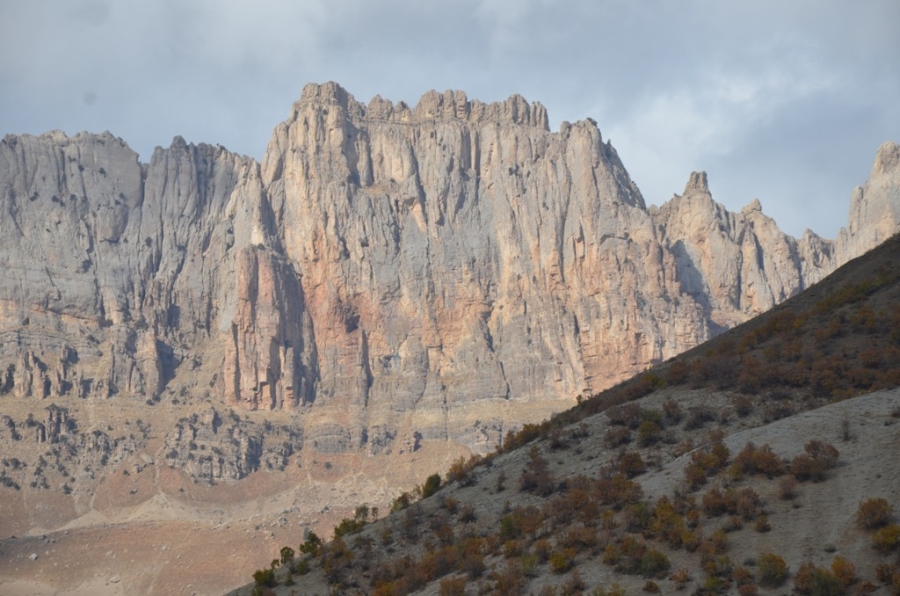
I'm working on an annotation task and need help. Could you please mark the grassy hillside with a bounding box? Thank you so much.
[231,235,900,596]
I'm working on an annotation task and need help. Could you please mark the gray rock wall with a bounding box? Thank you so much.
[0,83,896,456]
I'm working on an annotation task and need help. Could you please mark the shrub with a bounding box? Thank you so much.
[875,562,895,584]
[592,583,627,596]
[619,451,646,478]
[520,446,554,496]
[665,360,690,385]
[607,403,642,429]
[446,457,472,486]
[638,420,663,446]
[422,473,442,498]
[738,584,759,596]
[252,568,276,587]
[736,487,763,521]
[733,566,754,585]
[830,556,856,590]
[564,569,587,594]
[604,427,632,448]
[641,549,671,578]
[299,532,322,556]
[702,486,736,517]
[857,498,894,530]
[734,442,786,477]
[642,580,660,593]
[791,454,827,482]
[756,552,788,588]
[670,567,691,589]
[439,576,467,596]
[779,476,799,500]
[533,539,552,562]
[550,550,574,574]
[493,560,526,594]
[334,516,366,537]
[521,552,539,577]
[805,440,839,466]
[794,562,841,595]
[602,544,622,565]
[560,525,598,551]
[663,399,683,424]
[754,515,771,532]
[733,395,754,418]
[793,440,839,482]
[685,406,716,430]
[595,473,643,508]
[873,523,900,552]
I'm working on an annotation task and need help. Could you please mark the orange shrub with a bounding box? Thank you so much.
[733,566,754,585]
[736,487,763,521]
[549,549,574,574]
[702,487,736,517]
[779,476,799,500]
[605,427,632,448]
[596,474,643,508]
[670,567,691,589]
[794,562,840,595]
[439,576,467,596]
[857,498,894,530]
[791,454,828,482]
[734,442,787,477]
[831,556,856,590]
[873,523,900,552]
[619,451,646,478]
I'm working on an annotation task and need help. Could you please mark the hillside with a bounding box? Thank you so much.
[229,234,900,595]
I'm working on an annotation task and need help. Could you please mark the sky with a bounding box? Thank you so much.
[1,0,898,239]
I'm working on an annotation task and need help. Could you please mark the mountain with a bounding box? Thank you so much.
[229,232,900,596]
[0,82,897,595]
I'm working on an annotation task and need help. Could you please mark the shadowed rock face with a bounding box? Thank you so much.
[0,83,896,455]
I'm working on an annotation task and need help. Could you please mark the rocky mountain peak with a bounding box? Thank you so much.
[683,170,710,195]
[874,140,900,174]
[741,198,763,214]
[836,141,900,261]
[292,81,549,130]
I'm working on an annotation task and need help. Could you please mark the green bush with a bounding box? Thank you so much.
[640,548,671,578]
[550,549,574,574]
[422,473,442,498]
[252,568,276,587]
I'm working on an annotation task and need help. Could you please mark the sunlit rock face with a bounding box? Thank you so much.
[0,84,895,454]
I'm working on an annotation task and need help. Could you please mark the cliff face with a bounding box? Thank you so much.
[0,83,896,455]
[650,172,836,333]
[837,141,900,262]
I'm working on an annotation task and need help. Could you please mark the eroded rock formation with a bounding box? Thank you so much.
[0,83,897,456]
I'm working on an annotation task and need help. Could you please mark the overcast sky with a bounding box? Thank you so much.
[1,0,897,238]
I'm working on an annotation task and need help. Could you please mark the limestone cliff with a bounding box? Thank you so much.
[0,83,897,457]
[836,141,900,261]
[650,172,835,332]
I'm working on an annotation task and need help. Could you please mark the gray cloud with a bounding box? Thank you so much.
[1,0,897,238]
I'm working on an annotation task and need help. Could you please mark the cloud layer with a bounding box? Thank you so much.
[1,0,897,237]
